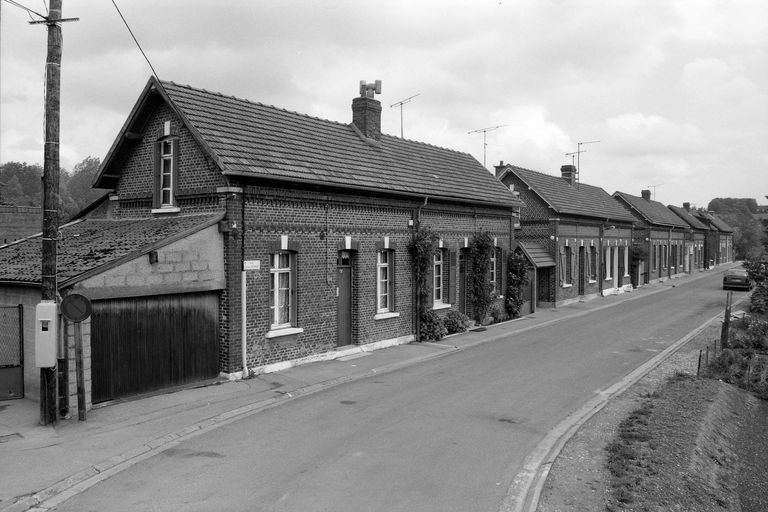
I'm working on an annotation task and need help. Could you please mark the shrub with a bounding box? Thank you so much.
[444,310,470,334]
[419,310,447,341]
[489,301,508,324]
[750,283,768,314]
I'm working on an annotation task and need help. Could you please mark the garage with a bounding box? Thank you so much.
[91,291,220,403]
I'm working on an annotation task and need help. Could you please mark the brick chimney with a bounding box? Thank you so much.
[352,80,382,140]
[494,160,507,178]
[641,190,651,201]
[683,202,690,211]
[560,165,577,185]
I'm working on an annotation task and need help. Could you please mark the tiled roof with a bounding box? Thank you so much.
[144,79,520,208]
[0,213,223,286]
[667,205,709,230]
[503,165,636,222]
[613,192,689,228]
[516,241,556,268]
[693,210,734,233]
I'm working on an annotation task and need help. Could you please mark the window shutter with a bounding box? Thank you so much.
[171,138,180,206]
[153,141,162,209]
[570,247,576,284]
[390,251,397,311]
[586,248,592,280]
[448,250,457,304]
[290,252,298,326]
[500,249,507,294]
[558,246,565,285]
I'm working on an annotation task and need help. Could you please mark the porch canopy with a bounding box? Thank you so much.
[516,242,556,268]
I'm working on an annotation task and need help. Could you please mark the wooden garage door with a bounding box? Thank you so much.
[91,292,219,404]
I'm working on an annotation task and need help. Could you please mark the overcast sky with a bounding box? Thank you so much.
[1,0,766,208]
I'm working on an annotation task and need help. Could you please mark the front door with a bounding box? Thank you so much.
[337,251,353,347]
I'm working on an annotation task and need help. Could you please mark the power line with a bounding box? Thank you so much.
[111,0,161,82]
[2,0,46,20]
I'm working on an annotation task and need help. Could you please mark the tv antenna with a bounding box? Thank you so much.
[468,124,507,168]
[566,140,600,186]
[390,93,420,139]
[647,183,663,200]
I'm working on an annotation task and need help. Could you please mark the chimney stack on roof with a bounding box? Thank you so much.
[560,165,577,186]
[641,190,651,201]
[352,80,382,140]
[683,202,691,211]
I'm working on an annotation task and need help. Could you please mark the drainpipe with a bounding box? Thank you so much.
[240,189,248,379]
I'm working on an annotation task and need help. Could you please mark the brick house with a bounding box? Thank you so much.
[691,210,734,266]
[667,203,709,272]
[613,190,691,284]
[0,77,521,409]
[495,163,636,309]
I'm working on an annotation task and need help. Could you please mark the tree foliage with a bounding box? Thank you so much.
[0,157,106,220]
[708,198,766,259]
[407,226,440,340]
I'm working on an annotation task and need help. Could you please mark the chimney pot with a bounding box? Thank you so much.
[560,165,577,185]
[641,190,651,201]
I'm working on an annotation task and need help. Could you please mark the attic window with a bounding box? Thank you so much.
[152,136,180,213]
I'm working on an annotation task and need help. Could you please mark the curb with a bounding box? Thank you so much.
[500,292,749,512]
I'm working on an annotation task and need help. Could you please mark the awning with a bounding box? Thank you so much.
[516,242,556,268]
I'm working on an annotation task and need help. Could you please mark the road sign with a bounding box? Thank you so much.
[60,293,92,323]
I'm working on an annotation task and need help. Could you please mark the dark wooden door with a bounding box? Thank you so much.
[91,292,219,403]
[337,251,352,347]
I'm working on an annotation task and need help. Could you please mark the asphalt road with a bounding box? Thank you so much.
[56,273,740,512]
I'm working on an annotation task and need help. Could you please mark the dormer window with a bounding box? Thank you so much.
[152,126,180,213]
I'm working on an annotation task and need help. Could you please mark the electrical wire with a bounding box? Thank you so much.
[111,0,162,82]
[1,0,46,20]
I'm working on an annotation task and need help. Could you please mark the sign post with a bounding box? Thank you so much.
[61,294,92,421]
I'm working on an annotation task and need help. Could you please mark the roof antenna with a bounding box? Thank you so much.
[468,124,507,169]
[566,140,600,187]
[390,93,420,139]
[647,184,663,200]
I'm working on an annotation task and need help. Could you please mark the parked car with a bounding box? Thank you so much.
[722,269,753,291]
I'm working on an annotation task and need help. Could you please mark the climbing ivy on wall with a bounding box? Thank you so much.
[407,226,439,339]
[505,251,530,318]
[468,231,494,323]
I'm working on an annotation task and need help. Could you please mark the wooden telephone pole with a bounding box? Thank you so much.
[38,0,64,425]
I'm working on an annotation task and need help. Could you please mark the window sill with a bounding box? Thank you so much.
[588,279,597,284]
[151,206,181,214]
[604,277,613,281]
[266,327,304,339]
[432,302,452,310]
[562,283,573,288]
[374,311,400,321]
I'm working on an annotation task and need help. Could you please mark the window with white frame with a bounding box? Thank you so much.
[269,252,295,328]
[433,250,445,305]
[153,137,179,211]
[588,246,597,281]
[490,248,497,294]
[623,245,630,276]
[377,250,394,313]
[604,246,612,280]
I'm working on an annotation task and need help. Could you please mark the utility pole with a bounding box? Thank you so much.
[29,0,77,425]
[38,0,64,426]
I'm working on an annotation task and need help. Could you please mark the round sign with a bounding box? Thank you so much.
[61,293,92,322]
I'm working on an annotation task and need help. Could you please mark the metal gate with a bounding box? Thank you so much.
[0,305,24,399]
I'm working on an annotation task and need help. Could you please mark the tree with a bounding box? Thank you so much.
[59,156,105,219]
[468,231,495,323]
[708,198,766,259]
[0,162,43,206]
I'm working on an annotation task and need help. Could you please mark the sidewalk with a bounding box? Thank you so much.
[0,269,726,512]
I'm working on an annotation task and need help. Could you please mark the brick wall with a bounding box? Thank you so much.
[0,206,41,245]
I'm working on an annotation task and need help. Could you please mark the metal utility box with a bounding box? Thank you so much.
[35,301,58,368]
